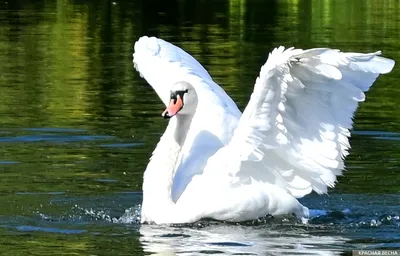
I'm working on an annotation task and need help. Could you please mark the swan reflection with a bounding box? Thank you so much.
[139,221,348,255]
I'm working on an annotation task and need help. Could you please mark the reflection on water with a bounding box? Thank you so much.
[139,193,400,255]
[0,0,399,255]
[140,224,347,255]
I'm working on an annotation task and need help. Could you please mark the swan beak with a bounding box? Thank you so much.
[162,95,183,119]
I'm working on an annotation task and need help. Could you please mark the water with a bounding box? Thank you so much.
[0,0,399,255]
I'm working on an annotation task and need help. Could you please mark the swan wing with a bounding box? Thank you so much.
[133,36,238,112]
[206,47,395,198]
[133,36,211,105]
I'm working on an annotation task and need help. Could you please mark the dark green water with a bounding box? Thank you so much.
[0,0,399,255]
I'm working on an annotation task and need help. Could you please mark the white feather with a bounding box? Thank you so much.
[133,36,395,224]
[214,46,395,198]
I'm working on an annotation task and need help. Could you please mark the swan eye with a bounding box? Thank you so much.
[170,90,188,103]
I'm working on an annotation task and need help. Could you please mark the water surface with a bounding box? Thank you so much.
[0,0,399,255]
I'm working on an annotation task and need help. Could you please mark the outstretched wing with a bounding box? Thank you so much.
[206,47,395,198]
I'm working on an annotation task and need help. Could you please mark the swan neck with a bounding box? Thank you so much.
[174,113,193,147]
[141,113,195,222]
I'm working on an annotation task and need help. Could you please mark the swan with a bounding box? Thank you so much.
[133,36,395,224]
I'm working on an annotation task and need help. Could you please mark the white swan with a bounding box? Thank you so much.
[133,36,395,224]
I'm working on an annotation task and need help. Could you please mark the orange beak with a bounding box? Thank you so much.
[162,95,183,118]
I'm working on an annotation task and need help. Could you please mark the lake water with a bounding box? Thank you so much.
[0,0,399,255]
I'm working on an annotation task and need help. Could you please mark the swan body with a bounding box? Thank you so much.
[133,36,395,224]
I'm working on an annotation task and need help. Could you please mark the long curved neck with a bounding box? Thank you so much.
[141,113,194,223]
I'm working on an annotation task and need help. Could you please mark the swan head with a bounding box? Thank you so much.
[162,81,198,118]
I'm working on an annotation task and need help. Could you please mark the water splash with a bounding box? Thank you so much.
[114,206,142,224]
[72,204,142,224]
[63,204,400,230]
[308,208,400,230]
[349,214,400,228]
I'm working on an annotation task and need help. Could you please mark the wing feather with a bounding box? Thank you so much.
[133,36,212,106]
[207,46,395,198]
[133,36,240,113]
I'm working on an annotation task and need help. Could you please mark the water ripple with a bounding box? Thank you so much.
[21,128,87,133]
[207,242,252,247]
[353,130,400,141]
[16,225,86,234]
[99,142,145,148]
[0,160,19,164]
[15,192,65,195]
[0,134,114,143]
